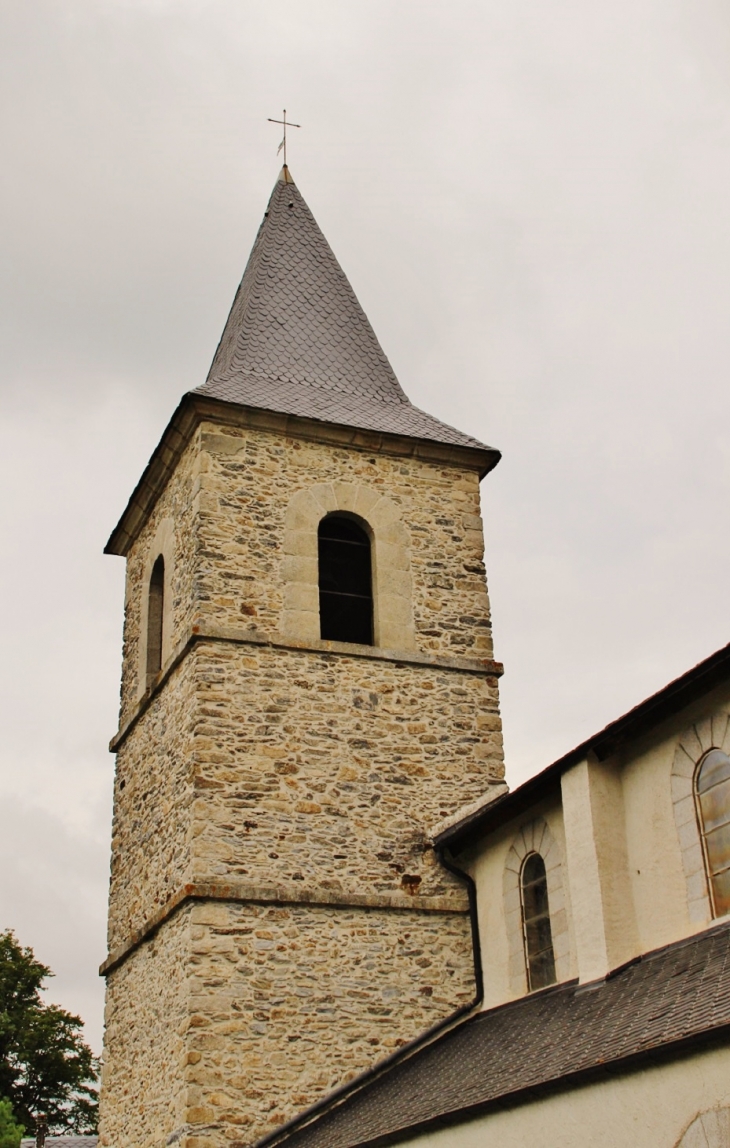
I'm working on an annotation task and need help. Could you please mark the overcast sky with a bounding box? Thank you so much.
[2,0,730,1055]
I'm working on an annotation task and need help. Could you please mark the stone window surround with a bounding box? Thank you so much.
[282,481,416,651]
[671,711,730,926]
[503,817,571,996]
[675,1106,730,1147]
[136,516,175,702]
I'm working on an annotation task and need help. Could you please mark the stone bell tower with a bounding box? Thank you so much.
[98,166,505,1148]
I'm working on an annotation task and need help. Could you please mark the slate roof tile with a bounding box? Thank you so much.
[263,921,730,1148]
[196,169,497,459]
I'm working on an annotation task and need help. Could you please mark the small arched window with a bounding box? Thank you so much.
[146,556,165,684]
[520,852,556,991]
[695,748,730,918]
[318,515,373,646]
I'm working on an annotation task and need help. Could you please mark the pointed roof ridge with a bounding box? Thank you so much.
[201,169,409,404]
[195,171,499,458]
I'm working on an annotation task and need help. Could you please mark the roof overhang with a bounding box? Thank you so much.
[105,392,501,557]
[254,919,730,1147]
[436,639,730,854]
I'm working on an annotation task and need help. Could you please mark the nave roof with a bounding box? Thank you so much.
[261,919,730,1148]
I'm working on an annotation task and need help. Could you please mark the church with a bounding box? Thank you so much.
[97,167,730,1148]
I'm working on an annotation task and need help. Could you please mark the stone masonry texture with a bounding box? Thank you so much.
[117,422,497,727]
[100,416,505,1148]
[101,907,190,1148]
[103,900,474,1148]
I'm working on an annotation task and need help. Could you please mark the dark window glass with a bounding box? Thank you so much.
[146,556,165,683]
[521,852,556,991]
[318,516,373,646]
[696,748,730,917]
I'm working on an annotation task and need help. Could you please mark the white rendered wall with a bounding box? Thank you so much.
[622,733,694,952]
[620,681,730,953]
[464,681,730,997]
[561,755,638,981]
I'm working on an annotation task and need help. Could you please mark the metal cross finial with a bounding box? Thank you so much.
[267,109,301,167]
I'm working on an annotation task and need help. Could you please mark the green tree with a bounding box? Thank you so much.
[0,1098,24,1148]
[0,931,98,1134]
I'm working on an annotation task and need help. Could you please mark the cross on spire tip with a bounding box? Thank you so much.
[267,109,301,168]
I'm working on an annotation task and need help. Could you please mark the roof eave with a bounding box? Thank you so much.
[257,919,730,1148]
[105,394,501,557]
[328,1022,730,1148]
[435,638,730,853]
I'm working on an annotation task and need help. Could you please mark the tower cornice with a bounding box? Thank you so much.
[105,392,500,557]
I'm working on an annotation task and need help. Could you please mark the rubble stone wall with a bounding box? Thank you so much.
[195,423,495,660]
[102,417,504,1148]
[99,907,191,1148]
[107,652,197,950]
[102,898,474,1148]
[185,899,475,1147]
[190,639,502,899]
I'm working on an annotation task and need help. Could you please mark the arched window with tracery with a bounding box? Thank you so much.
[695,748,730,918]
[146,555,165,684]
[318,515,373,646]
[521,852,557,991]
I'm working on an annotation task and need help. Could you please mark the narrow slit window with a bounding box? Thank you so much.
[520,852,556,991]
[318,515,373,646]
[146,556,165,683]
[696,748,730,918]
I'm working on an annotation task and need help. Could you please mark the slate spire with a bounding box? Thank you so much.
[196,168,498,457]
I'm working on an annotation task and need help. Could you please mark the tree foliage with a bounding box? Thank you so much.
[0,1098,24,1148]
[0,931,98,1134]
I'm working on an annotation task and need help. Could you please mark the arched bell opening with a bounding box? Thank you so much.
[318,514,373,646]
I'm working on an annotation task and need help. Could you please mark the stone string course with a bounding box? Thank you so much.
[111,622,502,755]
[108,629,502,954]
[100,418,505,1147]
[100,878,470,979]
